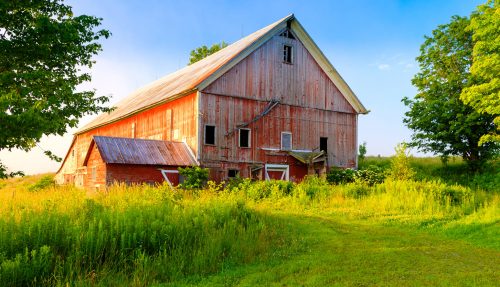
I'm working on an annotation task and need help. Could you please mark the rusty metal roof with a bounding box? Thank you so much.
[84,136,197,166]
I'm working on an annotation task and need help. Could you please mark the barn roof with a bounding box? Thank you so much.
[77,14,367,134]
[83,136,197,166]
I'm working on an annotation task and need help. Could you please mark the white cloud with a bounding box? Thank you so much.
[378,64,390,70]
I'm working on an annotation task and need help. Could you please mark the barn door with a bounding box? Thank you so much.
[160,169,180,187]
[265,164,289,181]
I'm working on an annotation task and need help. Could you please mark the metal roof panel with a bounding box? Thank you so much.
[91,136,197,166]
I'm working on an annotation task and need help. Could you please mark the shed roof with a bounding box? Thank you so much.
[84,136,197,166]
[288,151,325,164]
[77,14,367,134]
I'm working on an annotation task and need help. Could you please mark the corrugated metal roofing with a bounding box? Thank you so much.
[88,136,197,166]
[77,15,293,133]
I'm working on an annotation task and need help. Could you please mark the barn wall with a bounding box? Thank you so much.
[83,143,107,189]
[199,95,356,179]
[106,164,178,186]
[202,34,356,113]
[57,92,198,186]
[199,33,358,180]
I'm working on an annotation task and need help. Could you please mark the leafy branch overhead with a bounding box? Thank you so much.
[0,0,111,176]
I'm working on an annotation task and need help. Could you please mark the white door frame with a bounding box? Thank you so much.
[265,164,289,181]
[159,169,179,187]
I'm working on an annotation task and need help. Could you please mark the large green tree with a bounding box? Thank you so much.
[402,15,498,169]
[460,0,500,145]
[188,41,228,65]
[0,0,111,177]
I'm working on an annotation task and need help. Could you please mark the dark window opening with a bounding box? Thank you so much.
[279,29,296,39]
[281,132,292,151]
[283,45,293,64]
[205,125,215,145]
[228,169,239,178]
[239,128,250,148]
[320,137,328,153]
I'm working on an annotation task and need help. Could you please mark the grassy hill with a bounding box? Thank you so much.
[0,158,498,286]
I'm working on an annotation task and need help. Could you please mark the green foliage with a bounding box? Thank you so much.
[389,143,415,181]
[188,41,229,65]
[342,183,371,199]
[0,246,53,286]
[358,141,367,163]
[326,168,356,185]
[0,0,111,177]
[0,164,498,285]
[460,0,500,145]
[0,184,284,285]
[360,156,499,192]
[0,162,23,179]
[402,15,498,170]
[178,166,209,189]
[228,178,294,200]
[28,175,55,192]
[355,165,386,186]
[327,165,386,186]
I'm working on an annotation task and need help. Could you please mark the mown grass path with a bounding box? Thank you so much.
[165,214,500,286]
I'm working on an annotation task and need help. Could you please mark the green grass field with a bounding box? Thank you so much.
[0,157,498,286]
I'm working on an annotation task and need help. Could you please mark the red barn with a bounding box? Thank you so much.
[55,14,367,188]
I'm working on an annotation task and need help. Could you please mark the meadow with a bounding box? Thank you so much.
[0,157,498,286]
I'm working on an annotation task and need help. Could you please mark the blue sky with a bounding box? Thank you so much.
[1,0,484,174]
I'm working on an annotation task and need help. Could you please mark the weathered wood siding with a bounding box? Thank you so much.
[106,164,178,186]
[202,34,355,112]
[199,33,357,179]
[83,144,106,189]
[57,92,198,186]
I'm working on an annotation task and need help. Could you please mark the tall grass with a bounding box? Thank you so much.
[0,158,498,285]
[361,156,499,191]
[0,182,285,286]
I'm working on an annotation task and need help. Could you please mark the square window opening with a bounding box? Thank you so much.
[228,169,239,178]
[239,128,251,148]
[281,132,292,151]
[283,45,293,64]
[204,125,216,145]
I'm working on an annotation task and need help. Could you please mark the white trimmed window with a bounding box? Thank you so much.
[281,132,292,151]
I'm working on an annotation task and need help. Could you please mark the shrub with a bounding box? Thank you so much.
[431,184,472,205]
[389,143,415,180]
[178,166,209,189]
[358,141,367,163]
[28,175,55,192]
[355,165,386,186]
[343,183,371,199]
[326,168,356,185]
[296,176,331,199]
